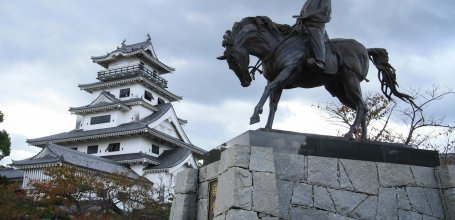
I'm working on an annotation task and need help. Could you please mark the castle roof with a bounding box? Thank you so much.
[69,91,157,114]
[0,168,24,181]
[144,148,191,172]
[101,148,191,170]
[78,76,182,101]
[27,104,207,155]
[12,143,139,179]
[91,36,174,74]
[102,152,161,165]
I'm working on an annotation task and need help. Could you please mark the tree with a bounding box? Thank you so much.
[29,165,171,219]
[395,86,454,147]
[0,179,37,218]
[0,111,11,159]
[316,93,397,142]
[316,86,455,152]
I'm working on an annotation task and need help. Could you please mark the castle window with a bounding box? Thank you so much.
[158,98,165,104]
[90,115,111,125]
[152,144,160,154]
[119,88,130,98]
[87,145,98,154]
[106,143,120,152]
[70,147,77,151]
[144,90,153,101]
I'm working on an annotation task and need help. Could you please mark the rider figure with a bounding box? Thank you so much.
[294,0,331,72]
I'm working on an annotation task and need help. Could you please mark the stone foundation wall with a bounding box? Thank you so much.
[169,169,198,219]
[437,166,455,219]
[171,145,455,220]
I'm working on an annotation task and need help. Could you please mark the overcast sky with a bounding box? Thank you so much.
[1,0,454,165]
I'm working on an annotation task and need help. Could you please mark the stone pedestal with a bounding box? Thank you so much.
[170,129,454,220]
[169,169,199,220]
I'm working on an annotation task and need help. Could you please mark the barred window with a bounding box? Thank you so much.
[119,88,130,98]
[90,115,111,125]
[87,145,98,154]
[106,143,120,152]
[152,144,160,154]
[144,90,153,101]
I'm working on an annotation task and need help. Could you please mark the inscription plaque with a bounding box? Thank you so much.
[208,179,218,220]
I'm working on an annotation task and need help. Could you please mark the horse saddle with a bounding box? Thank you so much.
[322,41,339,75]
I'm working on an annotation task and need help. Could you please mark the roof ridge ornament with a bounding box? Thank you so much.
[121,39,127,48]
[146,33,158,59]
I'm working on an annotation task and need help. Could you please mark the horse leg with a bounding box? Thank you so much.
[325,82,358,136]
[341,73,367,140]
[250,66,293,125]
[265,87,283,129]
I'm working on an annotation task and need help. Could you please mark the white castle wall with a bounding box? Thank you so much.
[107,57,140,70]
[106,54,168,75]
[91,83,165,104]
[22,168,50,189]
[78,109,120,130]
[146,153,198,202]
[130,164,147,176]
[78,106,155,131]
[64,136,173,157]
[78,80,175,132]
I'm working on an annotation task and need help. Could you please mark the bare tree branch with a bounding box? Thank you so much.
[315,85,455,153]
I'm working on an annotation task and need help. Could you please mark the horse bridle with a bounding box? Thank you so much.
[219,25,299,81]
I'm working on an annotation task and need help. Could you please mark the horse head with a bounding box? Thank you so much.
[217,29,252,87]
[218,17,293,87]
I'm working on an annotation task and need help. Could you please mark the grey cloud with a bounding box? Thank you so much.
[0,0,454,153]
[0,133,40,166]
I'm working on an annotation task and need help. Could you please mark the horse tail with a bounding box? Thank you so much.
[367,48,419,109]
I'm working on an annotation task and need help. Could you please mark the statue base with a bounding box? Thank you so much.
[170,130,455,220]
[204,128,440,167]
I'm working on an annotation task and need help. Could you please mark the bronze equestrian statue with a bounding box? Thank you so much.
[217,15,417,140]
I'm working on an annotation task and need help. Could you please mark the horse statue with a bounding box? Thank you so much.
[217,16,417,140]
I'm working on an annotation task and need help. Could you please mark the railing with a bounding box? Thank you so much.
[97,64,168,88]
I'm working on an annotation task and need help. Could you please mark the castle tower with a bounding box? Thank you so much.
[13,35,206,191]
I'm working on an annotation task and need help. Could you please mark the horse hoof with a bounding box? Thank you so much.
[250,116,260,125]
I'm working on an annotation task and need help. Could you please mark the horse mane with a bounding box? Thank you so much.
[220,16,293,58]
[232,16,293,35]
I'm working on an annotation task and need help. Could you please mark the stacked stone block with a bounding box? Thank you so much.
[212,145,280,220]
[170,168,199,220]
[171,145,455,220]
[437,166,455,219]
[197,158,219,220]
[277,155,446,220]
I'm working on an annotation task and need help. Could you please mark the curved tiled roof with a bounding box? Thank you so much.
[27,104,207,155]
[91,38,174,73]
[11,145,194,179]
[29,104,172,143]
[69,91,130,113]
[69,98,157,114]
[101,149,194,171]
[12,144,139,179]
[144,148,191,171]
[102,152,161,165]
[0,168,24,180]
[78,76,182,101]
[118,41,153,54]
